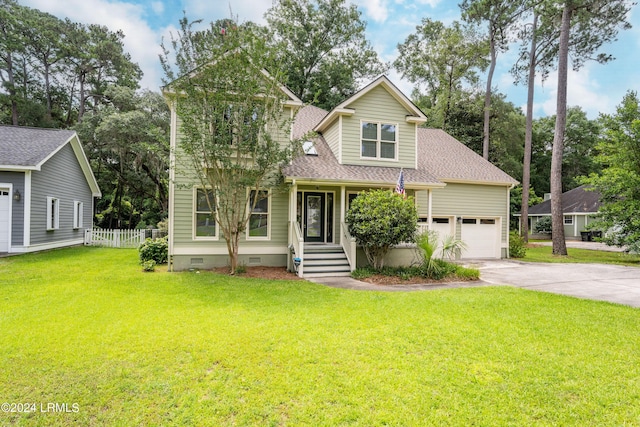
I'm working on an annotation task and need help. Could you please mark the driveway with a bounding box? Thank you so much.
[474,260,640,308]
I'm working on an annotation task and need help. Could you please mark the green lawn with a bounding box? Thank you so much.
[524,244,640,266]
[2,247,640,426]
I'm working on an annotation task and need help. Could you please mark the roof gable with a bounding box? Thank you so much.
[0,126,101,197]
[314,75,427,133]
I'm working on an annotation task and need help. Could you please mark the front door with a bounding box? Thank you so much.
[304,192,325,242]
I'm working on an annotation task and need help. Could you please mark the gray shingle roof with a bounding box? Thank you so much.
[0,126,76,167]
[418,128,518,184]
[284,106,517,187]
[528,185,601,215]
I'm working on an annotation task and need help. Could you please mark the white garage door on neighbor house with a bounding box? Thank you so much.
[0,189,10,252]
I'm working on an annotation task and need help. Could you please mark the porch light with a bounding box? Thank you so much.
[13,189,20,202]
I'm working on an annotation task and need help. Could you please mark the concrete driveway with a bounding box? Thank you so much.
[474,260,640,308]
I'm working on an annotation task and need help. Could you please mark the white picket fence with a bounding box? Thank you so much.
[84,229,146,248]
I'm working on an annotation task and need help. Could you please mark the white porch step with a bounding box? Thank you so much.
[301,245,352,278]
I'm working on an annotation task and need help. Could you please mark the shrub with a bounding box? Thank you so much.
[509,231,527,258]
[346,189,418,269]
[139,236,168,264]
[142,260,156,272]
[533,216,552,234]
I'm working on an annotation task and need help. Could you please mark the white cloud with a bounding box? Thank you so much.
[183,0,272,25]
[535,68,612,118]
[354,0,389,23]
[151,1,164,15]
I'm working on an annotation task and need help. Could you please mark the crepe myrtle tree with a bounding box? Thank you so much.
[161,17,302,274]
[346,189,418,270]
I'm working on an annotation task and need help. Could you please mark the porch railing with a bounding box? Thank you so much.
[289,221,304,277]
[340,222,357,271]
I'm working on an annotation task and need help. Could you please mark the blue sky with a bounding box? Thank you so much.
[20,0,640,118]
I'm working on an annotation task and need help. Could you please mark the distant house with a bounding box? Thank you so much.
[0,126,101,254]
[517,185,602,239]
[167,74,518,277]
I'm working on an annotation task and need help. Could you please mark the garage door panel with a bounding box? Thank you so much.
[0,190,9,252]
[461,218,498,259]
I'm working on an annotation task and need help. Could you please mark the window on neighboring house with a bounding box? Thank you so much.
[46,197,60,230]
[564,215,573,225]
[248,189,270,239]
[361,121,397,160]
[194,188,217,239]
[73,201,84,229]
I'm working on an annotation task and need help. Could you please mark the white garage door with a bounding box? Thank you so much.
[0,189,9,252]
[460,218,499,259]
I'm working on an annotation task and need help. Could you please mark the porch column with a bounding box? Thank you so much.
[340,185,346,223]
[427,188,433,231]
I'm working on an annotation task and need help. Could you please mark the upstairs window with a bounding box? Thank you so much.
[361,121,397,160]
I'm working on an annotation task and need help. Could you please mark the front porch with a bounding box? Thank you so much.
[286,183,436,278]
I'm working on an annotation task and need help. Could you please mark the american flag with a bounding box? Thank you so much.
[395,168,405,197]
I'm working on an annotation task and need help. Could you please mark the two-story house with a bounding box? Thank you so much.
[167,75,517,277]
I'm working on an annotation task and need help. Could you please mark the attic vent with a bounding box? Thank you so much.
[302,140,317,156]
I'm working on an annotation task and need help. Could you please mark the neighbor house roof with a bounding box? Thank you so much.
[284,105,517,188]
[0,126,77,168]
[0,125,101,197]
[527,185,601,215]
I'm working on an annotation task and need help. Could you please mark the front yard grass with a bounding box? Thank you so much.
[524,244,640,266]
[2,247,640,425]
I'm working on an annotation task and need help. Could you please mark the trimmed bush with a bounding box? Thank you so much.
[509,231,527,258]
[533,216,552,234]
[139,236,168,264]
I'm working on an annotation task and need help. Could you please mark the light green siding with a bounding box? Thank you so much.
[339,86,416,168]
[323,119,341,161]
[431,183,510,254]
[170,106,295,270]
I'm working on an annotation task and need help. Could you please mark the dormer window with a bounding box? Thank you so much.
[302,140,317,156]
[361,121,397,160]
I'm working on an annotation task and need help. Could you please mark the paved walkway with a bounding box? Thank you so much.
[309,241,640,308]
[306,276,490,292]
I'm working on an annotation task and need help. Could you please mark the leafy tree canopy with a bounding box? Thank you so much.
[583,91,640,252]
[265,0,387,110]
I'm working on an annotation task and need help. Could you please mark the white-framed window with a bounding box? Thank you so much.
[73,201,84,229]
[361,121,398,160]
[247,189,270,240]
[564,215,574,225]
[194,188,217,240]
[46,197,60,230]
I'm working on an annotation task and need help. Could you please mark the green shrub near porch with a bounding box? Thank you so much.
[346,189,418,269]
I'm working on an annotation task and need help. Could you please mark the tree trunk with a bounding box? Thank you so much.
[5,54,19,125]
[550,3,572,256]
[521,12,538,243]
[483,25,496,160]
